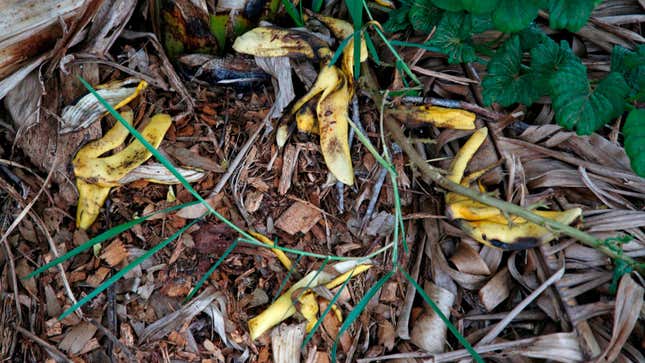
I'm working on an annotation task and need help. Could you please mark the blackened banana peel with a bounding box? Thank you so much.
[73,110,172,229]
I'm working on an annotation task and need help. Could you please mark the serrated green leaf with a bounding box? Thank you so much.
[462,0,498,14]
[383,5,412,33]
[426,11,477,64]
[518,24,548,50]
[470,13,494,33]
[623,108,645,176]
[492,0,540,33]
[430,0,464,11]
[408,0,443,33]
[548,0,595,32]
[550,61,630,135]
[482,36,543,106]
[611,45,645,102]
[529,38,576,94]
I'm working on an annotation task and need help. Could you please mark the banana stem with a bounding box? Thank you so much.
[384,117,645,275]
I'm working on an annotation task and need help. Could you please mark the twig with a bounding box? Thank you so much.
[384,117,645,274]
[14,325,73,363]
[88,318,136,362]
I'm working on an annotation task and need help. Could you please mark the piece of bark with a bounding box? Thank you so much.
[279,144,299,196]
[275,201,321,235]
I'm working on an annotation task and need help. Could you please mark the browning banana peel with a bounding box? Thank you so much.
[73,110,173,229]
[388,105,476,130]
[248,261,371,340]
[445,127,583,249]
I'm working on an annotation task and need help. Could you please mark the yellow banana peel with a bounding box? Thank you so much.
[73,110,173,229]
[232,26,331,61]
[248,261,371,340]
[457,208,582,250]
[388,105,476,130]
[295,95,320,134]
[445,127,582,250]
[317,66,354,185]
[249,231,293,271]
[311,14,368,80]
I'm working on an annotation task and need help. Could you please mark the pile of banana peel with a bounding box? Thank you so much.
[232,14,477,185]
[247,232,371,340]
[73,106,204,230]
[445,127,582,250]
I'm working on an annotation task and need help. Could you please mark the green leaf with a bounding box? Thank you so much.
[430,0,464,11]
[482,36,543,106]
[462,0,498,14]
[529,38,577,94]
[492,0,540,33]
[550,61,630,135]
[548,0,595,32]
[518,24,548,50]
[611,45,645,102]
[383,5,411,33]
[623,108,645,177]
[408,0,443,33]
[426,11,477,64]
[470,13,494,33]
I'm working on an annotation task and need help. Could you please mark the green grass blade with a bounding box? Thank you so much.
[331,270,394,361]
[312,0,323,12]
[345,0,363,79]
[270,254,303,304]
[281,0,304,26]
[364,32,381,65]
[401,269,483,363]
[25,200,200,279]
[185,238,240,301]
[330,33,354,67]
[59,218,201,320]
[301,267,356,348]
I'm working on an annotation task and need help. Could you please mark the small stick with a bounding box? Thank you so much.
[14,325,73,363]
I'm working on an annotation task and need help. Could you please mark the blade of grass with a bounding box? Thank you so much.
[301,266,356,348]
[345,0,363,79]
[312,0,324,12]
[401,269,483,363]
[364,32,381,65]
[185,238,241,301]
[270,254,304,304]
[331,270,394,361]
[59,218,201,319]
[329,33,354,68]
[25,200,200,279]
[282,0,304,26]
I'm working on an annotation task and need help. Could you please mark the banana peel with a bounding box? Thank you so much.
[387,105,476,130]
[232,26,332,61]
[445,127,582,250]
[248,260,371,340]
[61,79,147,133]
[73,110,173,229]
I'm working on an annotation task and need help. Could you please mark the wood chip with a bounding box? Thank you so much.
[479,267,511,311]
[58,322,97,355]
[100,239,128,267]
[87,267,111,288]
[275,201,321,235]
[279,144,299,196]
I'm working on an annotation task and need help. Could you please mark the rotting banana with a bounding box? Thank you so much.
[73,110,177,229]
[248,260,371,340]
[310,14,368,81]
[445,127,582,250]
[61,79,147,133]
[387,105,476,130]
[316,67,354,185]
[295,95,320,134]
[232,27,331,61]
